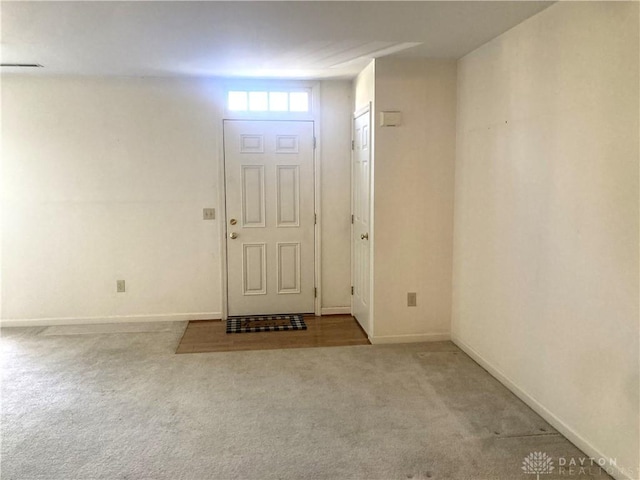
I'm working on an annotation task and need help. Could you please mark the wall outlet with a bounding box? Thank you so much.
[407,292,417,307]
[116,280,126,293]
[203,208,216,220]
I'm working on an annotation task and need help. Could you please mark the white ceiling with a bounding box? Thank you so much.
[1,1,553,79]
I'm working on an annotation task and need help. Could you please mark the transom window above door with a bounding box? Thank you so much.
[228,90,310,113]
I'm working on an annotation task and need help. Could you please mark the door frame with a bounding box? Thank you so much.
[217,81,322,320]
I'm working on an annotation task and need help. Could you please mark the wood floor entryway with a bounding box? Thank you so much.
[176,315,370,354]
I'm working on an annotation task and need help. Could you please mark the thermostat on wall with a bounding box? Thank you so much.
[380,111,402,127]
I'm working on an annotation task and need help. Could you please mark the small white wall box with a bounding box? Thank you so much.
[380,111,402,127]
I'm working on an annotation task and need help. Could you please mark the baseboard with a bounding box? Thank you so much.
[369,332,450,344]
[451,335,635,480]
[320,307,351,315]
[0,312,223,328]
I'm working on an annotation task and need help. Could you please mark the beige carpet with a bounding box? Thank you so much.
[1,323,608,480]
[41,321,175,336]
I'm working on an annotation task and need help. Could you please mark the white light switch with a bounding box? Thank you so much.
[203,208,215,220]
[407,292,417,307]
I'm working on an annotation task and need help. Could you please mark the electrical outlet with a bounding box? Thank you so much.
[117,280,126,293]
[203,208,215,220]
[407,292,417,307]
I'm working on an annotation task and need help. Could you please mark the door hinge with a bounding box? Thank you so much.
[351,286,354,295]
[314,287,317,298]
[351,140,355,150]
[314,213,317,225]
[351,214,354,224]
[313,137,317,149]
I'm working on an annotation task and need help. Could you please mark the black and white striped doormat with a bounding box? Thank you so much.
[226,314,307,334]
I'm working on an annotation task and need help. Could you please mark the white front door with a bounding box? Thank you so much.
[352,108,371,334]
[224,120,316,316]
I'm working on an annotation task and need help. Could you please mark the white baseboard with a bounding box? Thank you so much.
[320,307,351,315]
[370,332,450,344]
[451,335,635,480]
[0,312,222,328]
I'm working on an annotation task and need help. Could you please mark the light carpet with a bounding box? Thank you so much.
[41,322,175,336]
[1,323,608,480]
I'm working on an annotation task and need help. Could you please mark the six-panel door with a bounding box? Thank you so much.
[224,120,315,316]
[352,109,371,335]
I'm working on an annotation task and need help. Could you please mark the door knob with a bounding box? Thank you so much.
[360,233,369,240]
[229,232,238,239]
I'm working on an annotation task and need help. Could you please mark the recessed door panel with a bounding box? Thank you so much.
[242,166,266,227]
[277,242,301,294]
[243,243,267,295]
[277,165,300,227]
[240,134,264,153]
[276,135,299,153]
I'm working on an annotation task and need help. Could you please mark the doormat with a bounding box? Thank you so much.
[226,314,307,334]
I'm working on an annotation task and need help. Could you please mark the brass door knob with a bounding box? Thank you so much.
[360,233,369,240]
[229,232,238,239]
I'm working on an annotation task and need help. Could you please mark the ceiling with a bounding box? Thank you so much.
[1,1,553,79]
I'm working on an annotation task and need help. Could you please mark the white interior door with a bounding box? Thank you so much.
[352,108,371,334]
[224,120,315,316]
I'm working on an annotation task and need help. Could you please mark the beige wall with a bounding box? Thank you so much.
[1,76,352,324]
[453,2,639,478]
[372,58,457,343]
[320,81,353,311]
[353,61,374,113]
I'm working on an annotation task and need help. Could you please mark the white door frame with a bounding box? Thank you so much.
[217,81,322,320]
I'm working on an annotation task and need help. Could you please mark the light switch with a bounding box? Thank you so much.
[407,292,417,307]
[203,208,215,220]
